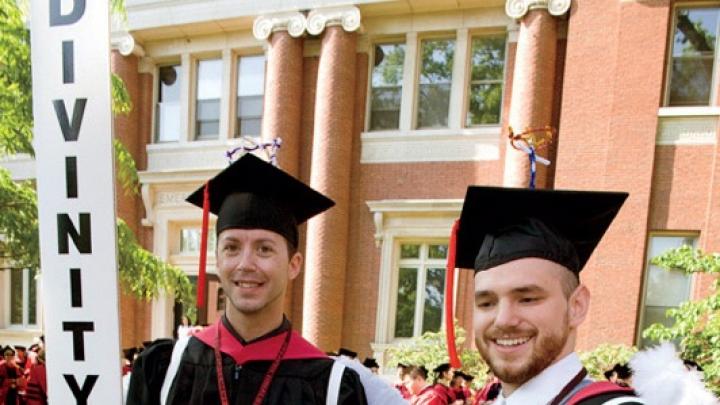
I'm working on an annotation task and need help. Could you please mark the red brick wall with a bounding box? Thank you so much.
[111,52,152,348]
[556,1,672,349]
[650,146,714,231]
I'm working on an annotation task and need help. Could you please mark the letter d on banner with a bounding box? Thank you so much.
[30,0,123,403]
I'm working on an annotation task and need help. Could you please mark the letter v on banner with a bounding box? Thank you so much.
[30,0,123,404]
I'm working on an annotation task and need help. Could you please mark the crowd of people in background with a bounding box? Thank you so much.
[0,337,47,405]
[386,359,664,405]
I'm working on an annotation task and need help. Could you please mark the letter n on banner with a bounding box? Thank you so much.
[30,0,123,403]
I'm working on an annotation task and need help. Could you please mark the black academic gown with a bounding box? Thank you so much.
[127,317,367,405]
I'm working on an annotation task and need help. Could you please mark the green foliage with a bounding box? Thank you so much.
[578,343,637,380]
[0,0,193,320]
[0,167,37,269]
[112,73,133,115]
[642,245,720,395]
[116,219,195,320]
[386,323,489,389]
[114,139,139,196]
[0,0,33,156]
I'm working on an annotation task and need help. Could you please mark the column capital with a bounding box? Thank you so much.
[306,6,361,36]
[505,0,571,19]
[253,11,307,40]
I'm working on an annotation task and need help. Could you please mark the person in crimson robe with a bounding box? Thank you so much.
[127,154,367,404]
[0,347,24,405]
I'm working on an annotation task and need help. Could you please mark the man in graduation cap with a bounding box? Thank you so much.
[127,154,367,404]
[455,187,644,405]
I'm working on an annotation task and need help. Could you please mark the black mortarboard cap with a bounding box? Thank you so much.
[433,363,451,374]
[338,348,358,358]
[456,186,628,273]
[363,357,380,369]
[186,153,334,247]
[122,347,138,362]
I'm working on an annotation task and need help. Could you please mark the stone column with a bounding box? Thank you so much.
[503,0,570,188]
[253,12,307,316]
[302,6,361,350]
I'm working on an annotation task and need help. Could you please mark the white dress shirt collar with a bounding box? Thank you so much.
[495,352,584,405]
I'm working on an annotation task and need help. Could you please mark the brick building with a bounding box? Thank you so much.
[2,0,719,371]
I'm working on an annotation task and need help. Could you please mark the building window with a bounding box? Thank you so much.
[10,268,37,327]
[637,234,696,348]
[180,227,216,254]
[666,7,720,106]
[195,59,222,140]
[156,64,182,142]
[369,43,405,130]
[236,55,265,138]
[393,242,448,338]
[416,38,455,129]
[467,35,506,126]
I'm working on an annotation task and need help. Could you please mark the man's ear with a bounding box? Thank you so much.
[288,252,303,280]
[568,284,590,328]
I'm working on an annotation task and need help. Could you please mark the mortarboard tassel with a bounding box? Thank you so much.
[197,182,210,310]
[445,219,461,369]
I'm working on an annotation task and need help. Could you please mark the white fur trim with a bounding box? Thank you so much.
[630,342,718,405]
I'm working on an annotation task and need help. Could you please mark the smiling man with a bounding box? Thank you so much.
[127,154,367,404]
[455,187,644,405]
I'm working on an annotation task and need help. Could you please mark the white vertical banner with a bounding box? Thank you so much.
[30,0,123,403]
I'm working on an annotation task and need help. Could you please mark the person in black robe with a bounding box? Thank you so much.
[127,154,367,405]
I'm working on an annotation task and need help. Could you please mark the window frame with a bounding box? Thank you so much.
[464,32,508,127]
[5,267,39,329]
[663,4,720,107]
[367,39,408,132]
[636,232,697,347]
[233,52,266,139]
[414,33,458,130]
[192,56,224,141]
[154,62,183,143]
[366,199,463,348]
[390,240,451,339]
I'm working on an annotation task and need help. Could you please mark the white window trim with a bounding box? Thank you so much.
[663,4,720,107]
[2,267,42,331]
[191,56,225,142]
[367,199,462,360]
[656,107,719,146]
[363,29,507,163]
[636,233,697,347]
[232,52,266,138]
[391,240,453,339]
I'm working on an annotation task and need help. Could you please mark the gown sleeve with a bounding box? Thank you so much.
[126,339,174,405]
[338,366,369,405]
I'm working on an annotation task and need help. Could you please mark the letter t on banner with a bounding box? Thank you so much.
[30,0,123,403]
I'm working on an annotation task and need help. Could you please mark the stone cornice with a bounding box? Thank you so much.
[505,0,571,19]
[253,11,307,40]
[306,6,361,36]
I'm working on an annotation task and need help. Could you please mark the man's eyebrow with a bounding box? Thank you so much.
[474,290,495,300]
[474,284,547,299]
[510,285,546,294]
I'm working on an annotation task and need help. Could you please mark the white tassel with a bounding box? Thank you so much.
[629,342,718,405]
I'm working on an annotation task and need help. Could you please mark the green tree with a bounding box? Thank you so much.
[578,343,637,380]
[642,245,720,395]
[386,323,490,390]
[0,0,194,318]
